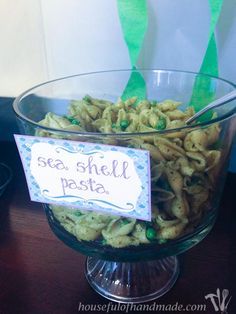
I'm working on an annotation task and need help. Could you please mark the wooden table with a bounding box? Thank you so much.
[0,143,235,314]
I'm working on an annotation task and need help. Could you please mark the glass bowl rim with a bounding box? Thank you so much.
[13,68,236,137]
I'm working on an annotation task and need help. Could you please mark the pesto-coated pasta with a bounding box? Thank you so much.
[39,96,222,248]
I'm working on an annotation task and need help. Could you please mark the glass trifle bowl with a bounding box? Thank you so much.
[13,70,236,303]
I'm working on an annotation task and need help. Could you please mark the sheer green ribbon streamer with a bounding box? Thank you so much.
[191,0,223,119]
[117,0,148,101]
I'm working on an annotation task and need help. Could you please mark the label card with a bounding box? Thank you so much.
[14,135,151,221]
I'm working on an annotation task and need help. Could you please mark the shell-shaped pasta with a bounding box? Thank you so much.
[105,235,140,248]
[189,189,209,213]
[64,124,85,132]
[39,112,71,129]
[126,113,139,132]
[172,138,183,147]
[86,105,102,120]
[183,172,210,195]
[102,106,116,123]
[138,109,152,125]
[113,99,125,110]
[184,106,195,118]
[151,162,165,181]
[152,107,170,124]
[148,113,159,128]
[205,123,221,145]
[69,100,84,115]
[50,205,77,214]
[147,108,159,127]
[203,150,221,171]
[69,102,93,126]
[158,220,188,240]
[151,188,175,202]
[175,157,195,176]
[92,118,113,133]
[76,111,93,126]
[184,129,208,152]
[186,152,206,171]
[167,119,185,129]
[84,96,113,109]
[165,109,187,120]
[141,143,165,162]
[39,96,223,248]
[64,213,84,225]
[116,108,128,127]
[124,96,137,109]
[125,123,137,133]
[154,137,186,160]
[164,167,184,196]
[74,224,101,241]
[157,100,181,112]
[183,181,204,195]
[50,204,63,212]
[102,218,136,239]
[70,100,102,120]
[165,120,186,139]
[38,113,85,135]
[121,138,144,149]
[51,207,71,222]
[170,195,189,219]
[166,160,179,171]
[155,216,180,228]
[61,222,76,234]
[77,212,113,230]
[132,224,150,244]
[66,113,85,130]
[138,134,156,144]
[136,100,151,112]
[138,123,156,133]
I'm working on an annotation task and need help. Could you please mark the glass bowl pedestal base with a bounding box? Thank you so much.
[85,256,179,303]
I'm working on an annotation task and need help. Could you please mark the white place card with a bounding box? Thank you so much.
[14,134,151,221]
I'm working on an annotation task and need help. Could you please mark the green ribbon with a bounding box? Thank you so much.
[200,0,223,77]
[191,0,223,120]
[117,0,148,102]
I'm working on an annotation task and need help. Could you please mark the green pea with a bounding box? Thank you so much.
[156,117,166,130]
[150,100,158,106]
[74,211,82,217]
[64,115,80,125]
[83,95,91,102]
[64,115,73,122]
[120,119,129,130]
[71,119,80,125]
[120,218,130,226]
[146,227,157,240]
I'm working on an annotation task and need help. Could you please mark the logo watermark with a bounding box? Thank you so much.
[78,301,206,312]
[77,288,232,313]
[205,288,232,313]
